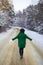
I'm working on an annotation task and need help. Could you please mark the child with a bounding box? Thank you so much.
[12,28,32,59]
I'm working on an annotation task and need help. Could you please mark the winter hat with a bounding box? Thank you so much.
[20,28,25,33]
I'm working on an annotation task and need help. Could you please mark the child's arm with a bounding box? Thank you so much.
[12,36,18,40]
[26,35,32,41]
[12,33,20,41]
[12,34,19,40]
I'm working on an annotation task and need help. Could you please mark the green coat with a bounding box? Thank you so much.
[12,32,32,48]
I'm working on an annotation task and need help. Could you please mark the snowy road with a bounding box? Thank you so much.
[0,28,43,65]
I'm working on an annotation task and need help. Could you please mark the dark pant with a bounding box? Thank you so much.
[19,48,24,57]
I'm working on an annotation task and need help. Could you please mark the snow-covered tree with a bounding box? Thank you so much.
[0,0,15,27]
[39,0,43,4]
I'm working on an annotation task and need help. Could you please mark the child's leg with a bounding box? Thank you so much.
[21,48,24,57]
[19,48,21,56]
[19,48,24,58]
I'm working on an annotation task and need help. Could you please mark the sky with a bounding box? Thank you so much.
[12,0,39,12]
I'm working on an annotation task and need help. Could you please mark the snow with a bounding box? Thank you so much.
[0,29,13,41]
[40,0,43,4]
[25,29,43,52]
[0,27,43,51]
[0,27,43,65]
[0,32,6,40]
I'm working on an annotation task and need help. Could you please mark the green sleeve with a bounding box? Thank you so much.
[12,34,19,40]
[26,34,32,41]
[12,36,18,40]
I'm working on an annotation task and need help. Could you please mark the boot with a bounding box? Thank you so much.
[20,56,23,59]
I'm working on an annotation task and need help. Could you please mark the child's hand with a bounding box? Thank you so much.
[12,38,14,40]
[9,39,13,44]
[32,39,35,43]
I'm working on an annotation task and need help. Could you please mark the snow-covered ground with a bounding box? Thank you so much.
[0,27,43,52]
[0,29,13,41]
[12,27,43,51]
[25,29,43,52]
[0,27,43,65]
